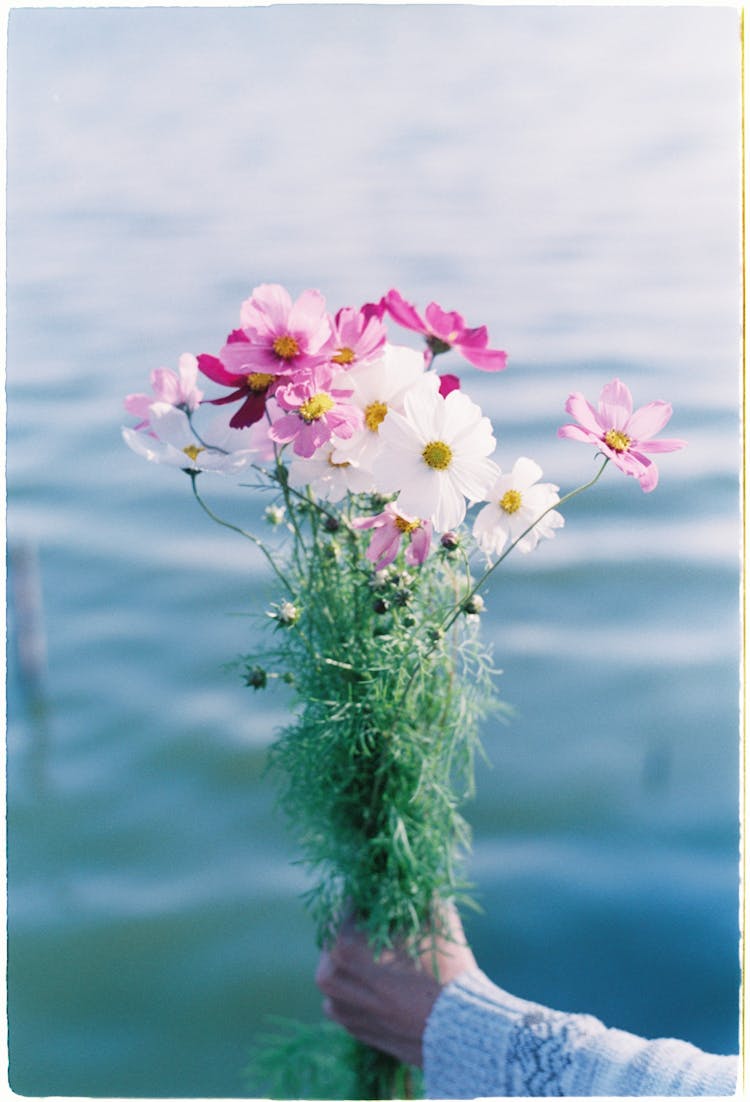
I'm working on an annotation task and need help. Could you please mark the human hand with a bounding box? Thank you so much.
[315,905,476,1067]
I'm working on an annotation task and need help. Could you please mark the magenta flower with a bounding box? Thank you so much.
[327,305,387,370]
[383,288,508,372]
[557,378,687,492]
[353,503,433,569]
[197,330,280,430]
[124,353,204,431]
[269,364,363,458]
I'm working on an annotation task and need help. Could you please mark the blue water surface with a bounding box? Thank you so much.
[6,5,742,1097]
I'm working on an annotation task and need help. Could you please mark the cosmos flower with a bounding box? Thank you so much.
[124,353,204,431]
[353,503,433,569]
[557,378,686,492]
[330,343,426,472]
[382,289,508,371]
[374,372,499,532]
[122,403,256,474]
[287,443,376,503]
[327,305,387,371]
[197,284,334,429]
[270,364,363,458]
[473,457,564,556]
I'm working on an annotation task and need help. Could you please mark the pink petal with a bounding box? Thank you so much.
[424,302,465,342]
[439,374,461,397]
[625,400,674,441]
[368,524,400,567]
[557,423,599,444]
[630,450,659,492]
[458,344,508,372]
[383,289,427,334]
[288,289,330,340]
[268,413,302,444]
[636,437,687,453]
[598,378,633,430]
[240,283,293,330]
[226,328,250,345]
[455,324,489,349]
[563,393,605,435]
[197,353,238,386]
[406,524,432,565]
[124,393,152,418]
[352,512,385,532]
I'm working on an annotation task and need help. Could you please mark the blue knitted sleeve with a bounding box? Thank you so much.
[422,968,738,1098]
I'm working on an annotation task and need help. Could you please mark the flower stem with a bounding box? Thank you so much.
[188,473,294,595]
[442,455,611,633]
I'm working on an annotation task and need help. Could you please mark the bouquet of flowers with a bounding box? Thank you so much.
[122,284,685,1099]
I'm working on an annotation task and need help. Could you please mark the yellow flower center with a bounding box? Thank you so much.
[500,489,523,514]
[422,440,453,470]
[246,371,275,392]
[394,515,420,534]
[182,444,204,462]
[331,346,356,366]
[604,428,631,453]
[272,334,300,361]
[364,400,389,432]
[299,392,335,422]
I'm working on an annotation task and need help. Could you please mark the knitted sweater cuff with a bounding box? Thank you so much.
[422,968,739,1098]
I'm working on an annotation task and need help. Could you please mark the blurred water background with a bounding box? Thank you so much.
[5,4,742,1097]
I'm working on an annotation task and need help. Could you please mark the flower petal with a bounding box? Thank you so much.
[625,400,674,441]
[598,378,633,430]
[563,392,605,435]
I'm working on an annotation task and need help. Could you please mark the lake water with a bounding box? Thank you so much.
[5,4,743,1097]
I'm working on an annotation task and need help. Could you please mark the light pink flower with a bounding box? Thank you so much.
[196,284,333,430]
[270,364,363,458]
[238,283,333,373]
[124,354,204,431]
[383,289,508,372]
[327,305,387,370]
[353,503,433,569]
[557,378,687,492]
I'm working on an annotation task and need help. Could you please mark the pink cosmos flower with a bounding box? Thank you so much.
[383,289,508,372]
[270,364,363,458]
[557,378,687,492]
[196,284,334,429]
[124,353,204,431]
[327,305,387,371]
[239,283,333,373]
[353,503,433,569]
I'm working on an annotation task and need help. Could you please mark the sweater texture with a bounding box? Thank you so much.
[423,968,738,1097]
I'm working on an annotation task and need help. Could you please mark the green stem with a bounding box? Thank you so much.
[397,457,611,707]
[441,455,611,634]
[188,473,294,596]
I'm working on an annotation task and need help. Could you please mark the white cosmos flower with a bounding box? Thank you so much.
[375,372,499,532]
[122,402,257,474]
[473,457,564,555]
[288,443,376,502]
[331,342,426,473]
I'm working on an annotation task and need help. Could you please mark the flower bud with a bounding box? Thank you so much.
[462,594,485,616]
[441,531,460,551]
[264,504,286,526]
[323,515,340,533]
[373,597,390,615]
[244,665,267,690]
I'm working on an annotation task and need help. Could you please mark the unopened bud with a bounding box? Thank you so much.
[462,594,485,616]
